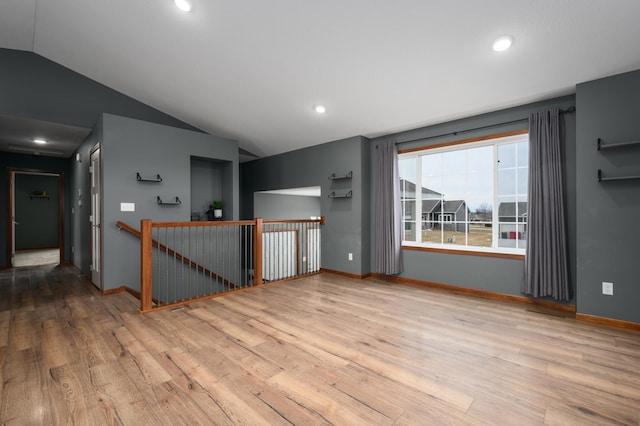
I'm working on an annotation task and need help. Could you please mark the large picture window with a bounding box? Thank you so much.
[399,131,528,255]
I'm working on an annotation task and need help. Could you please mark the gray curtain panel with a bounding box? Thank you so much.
[375,140,404,275]
[523,107,570,300]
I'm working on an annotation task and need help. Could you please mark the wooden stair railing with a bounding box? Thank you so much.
[116,221,237,290]
[120,217,324,313]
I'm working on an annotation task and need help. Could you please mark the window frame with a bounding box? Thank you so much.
[398,129,528,258]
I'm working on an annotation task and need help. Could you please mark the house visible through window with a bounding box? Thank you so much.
[398,131,528,255]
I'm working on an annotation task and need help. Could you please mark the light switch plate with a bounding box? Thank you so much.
[120,202,135,212]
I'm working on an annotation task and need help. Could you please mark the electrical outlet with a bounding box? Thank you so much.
[602,281,614,296]
[348,253,353,261]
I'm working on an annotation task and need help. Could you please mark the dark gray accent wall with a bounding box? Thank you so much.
[575,69,640,323]
[369,96,577,301]
[254,193,321,220]
[0,153,71,268]
[94,114,238,291]
[241,136,371,276]
[15,174,59,249]
[0,48,198,132]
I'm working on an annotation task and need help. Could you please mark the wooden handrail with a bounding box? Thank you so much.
[116,220,142,237]
[264,216,325,224]
[150,220,256,228]
[117,220,238,295]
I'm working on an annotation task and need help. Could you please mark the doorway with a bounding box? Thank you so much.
[7,169,64,267]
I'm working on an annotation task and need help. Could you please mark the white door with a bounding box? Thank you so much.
[90,147,102,289]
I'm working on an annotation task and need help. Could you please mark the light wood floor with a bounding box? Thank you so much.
[1,265,639,425]
[13,248,60,267]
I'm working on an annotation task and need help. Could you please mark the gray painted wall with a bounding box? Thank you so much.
[368,95,577,302]
[95,114,238,291]
[0,48,198,132]
[241,136,371,276]
[254,193,321,220]
[576,69,640,323]
[0,153,71,268]
[15,174,59,249]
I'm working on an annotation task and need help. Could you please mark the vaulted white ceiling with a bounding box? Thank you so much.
[2,1,640,158]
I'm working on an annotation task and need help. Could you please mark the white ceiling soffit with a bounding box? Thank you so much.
[2,1,640,159]
[258,187,321,197]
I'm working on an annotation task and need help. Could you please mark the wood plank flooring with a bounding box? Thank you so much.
[1,264,639,425]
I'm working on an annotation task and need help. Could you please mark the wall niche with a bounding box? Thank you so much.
[190,156,232,221]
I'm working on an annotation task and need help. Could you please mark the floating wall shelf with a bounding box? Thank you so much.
[328,190,353,199]
[597,138,640,151]
[597,136,640,182]
[157,196,181,205]
[137,172,162,182]
[30,195,50,200]
[597,169,640,182]
[328,171,353,180]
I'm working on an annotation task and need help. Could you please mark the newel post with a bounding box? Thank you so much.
[254,218,263,285]
[140,219,153,312]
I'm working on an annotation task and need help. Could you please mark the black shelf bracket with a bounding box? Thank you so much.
[157,196,181,205]
[328,190,353,199]
[137,172,162,182]
[597,138,640,151]
[328,171,353,180]
[598,169,640,182]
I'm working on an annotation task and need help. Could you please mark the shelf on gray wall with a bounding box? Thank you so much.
[597,137,640,150]
[157,196,181,205]
[137,172,162,182]
[328,190,353,199]
[328,171,353,180]
[597,169,640,182]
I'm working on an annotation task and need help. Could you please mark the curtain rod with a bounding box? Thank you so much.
[379,106,576,147]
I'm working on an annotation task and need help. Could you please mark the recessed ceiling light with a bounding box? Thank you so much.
[174,0,192,12]
[314,105,326,114]
[34,138,47,144]
[492,35,514,52]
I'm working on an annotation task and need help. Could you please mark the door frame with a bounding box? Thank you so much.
[6,168,64,267]
[90,143,103,290]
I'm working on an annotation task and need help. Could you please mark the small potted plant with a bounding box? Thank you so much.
[211,200,223,220]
